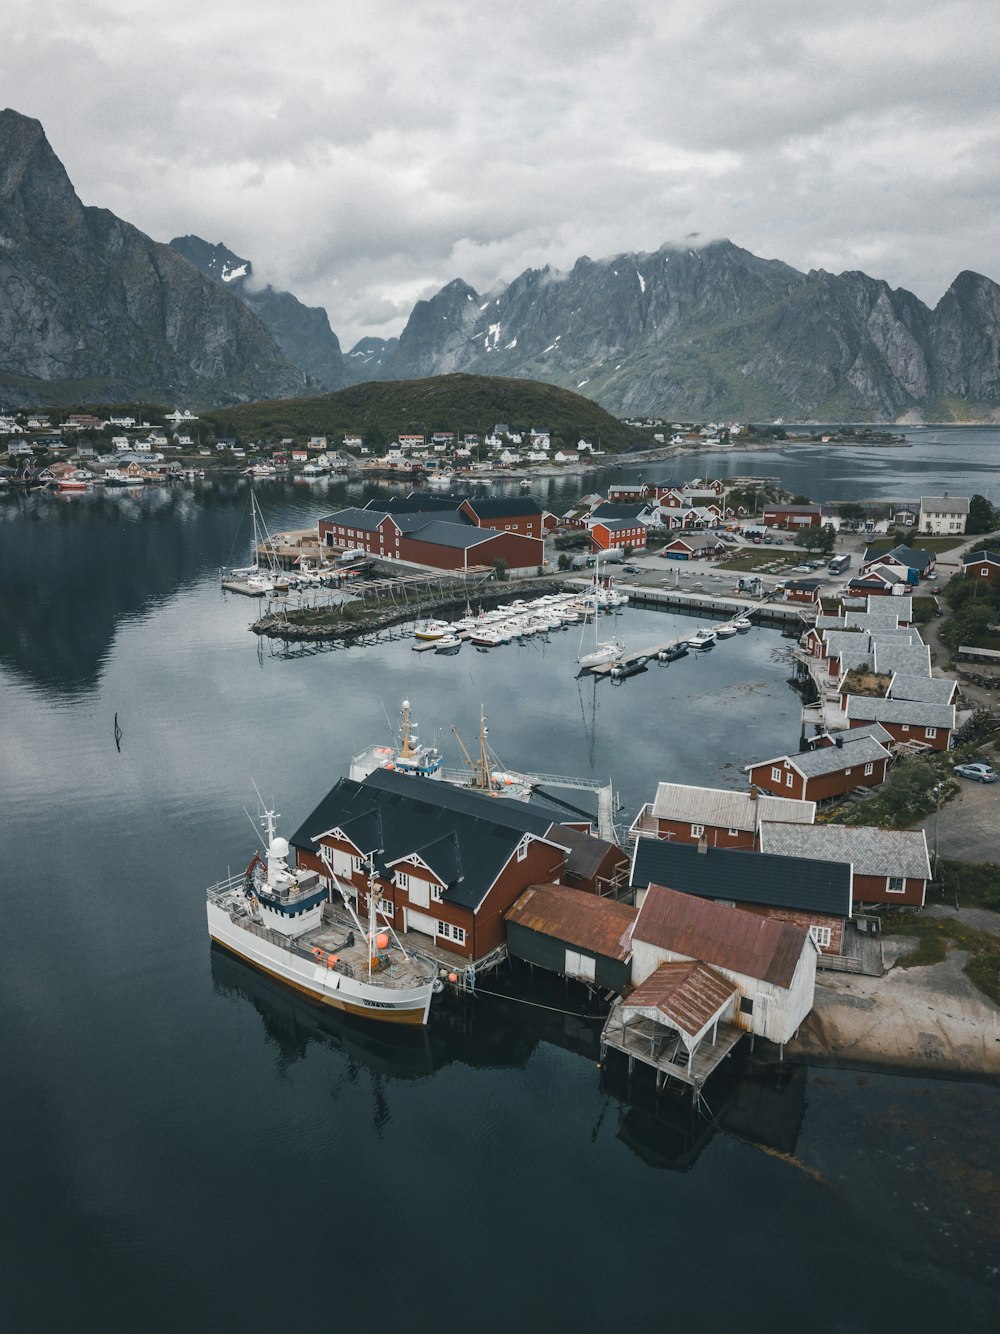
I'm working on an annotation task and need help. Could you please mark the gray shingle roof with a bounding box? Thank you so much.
[888,673,957,704]
[630,839,852,917]
[781,733,890,778]
[320,506,393,532]
[649,783,815,832]
[872,642,931,677]
[759,822,930,880]
[862,544,934,573]
[408,520,497,549]
[845,697,955,728]
[920,495,970,515]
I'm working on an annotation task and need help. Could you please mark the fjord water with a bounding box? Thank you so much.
[1,480,998,1332]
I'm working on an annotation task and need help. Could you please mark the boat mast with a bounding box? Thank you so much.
[399,699,416,761]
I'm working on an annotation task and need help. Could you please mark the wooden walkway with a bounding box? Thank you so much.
[600,1000,745,1097]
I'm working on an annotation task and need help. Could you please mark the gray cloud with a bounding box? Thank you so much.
[5,0,1000,346]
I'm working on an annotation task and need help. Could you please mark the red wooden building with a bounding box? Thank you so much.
[844,696,955,751]
[318,506,544,574]
[629,783,815,850]
[589,518,647,552]
[745,732,892,803]
[761,503,823,529]
[289,769,626,963]
[458,496,545,541]
[962,549,1000,581]
[758,822,931,909]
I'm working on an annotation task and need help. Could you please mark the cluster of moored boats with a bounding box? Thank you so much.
[413,587,628,653]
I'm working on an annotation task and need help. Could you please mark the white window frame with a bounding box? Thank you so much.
[690,823,705,838]
[771,767,782,783]
[864,762,874,776]
[809,925,832,948]
[785,772,794,788]
[925,727,937,739]
[517,840,528,863]
[887,877,906,895]
[394,870,409,891]
[437,921,466,945]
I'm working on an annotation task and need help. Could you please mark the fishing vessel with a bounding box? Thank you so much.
[349,700,445,782]
[206,807,437,1024]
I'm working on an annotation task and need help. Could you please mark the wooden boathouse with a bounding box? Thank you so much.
[505,883,636,991]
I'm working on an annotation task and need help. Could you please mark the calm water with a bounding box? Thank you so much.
[1,478,999,1331]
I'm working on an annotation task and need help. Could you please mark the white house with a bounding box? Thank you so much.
[918,494,969,535]
[629,885,818,1047]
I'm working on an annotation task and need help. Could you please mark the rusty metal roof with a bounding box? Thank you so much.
[623,961,737,1038]
[633,885,809,989]
[506,883,636,960]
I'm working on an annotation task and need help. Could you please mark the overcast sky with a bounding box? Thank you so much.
[6,0,1000,346]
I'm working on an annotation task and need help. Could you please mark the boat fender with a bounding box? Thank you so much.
[432,977,445,995]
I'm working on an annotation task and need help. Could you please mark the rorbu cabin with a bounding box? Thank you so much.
[505,883,636,992]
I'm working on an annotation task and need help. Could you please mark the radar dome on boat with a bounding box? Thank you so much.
[269,836,289,858]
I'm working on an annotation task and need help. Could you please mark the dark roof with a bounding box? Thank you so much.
[552,824,625,881]
[593,517,643,532]
[289,770,576,912]
[319,506,392,532]
[460,496,544,519]
[762,503,821,514]
[590,502,647,521]
[786,579,822,591]
[392,509,468,532]
[630,838,852,917]
[962,548,1000,566]
[862,543,934,572]
[633,886,810,989]
[409,520,500,550]
[376,494,466,513]
[506,884,636,960]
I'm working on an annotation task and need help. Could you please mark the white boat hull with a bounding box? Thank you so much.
[207,901,434,1025]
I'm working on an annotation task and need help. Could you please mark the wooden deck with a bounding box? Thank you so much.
[600,1000,745,1096]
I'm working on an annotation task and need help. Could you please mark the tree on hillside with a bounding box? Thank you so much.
[967,493,1000,535]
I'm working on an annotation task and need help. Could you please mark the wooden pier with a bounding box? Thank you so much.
[600,999,745,1098]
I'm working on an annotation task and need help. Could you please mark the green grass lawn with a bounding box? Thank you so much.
[865,535,967,553]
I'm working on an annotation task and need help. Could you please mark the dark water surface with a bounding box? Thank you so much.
[1,480,999,1331]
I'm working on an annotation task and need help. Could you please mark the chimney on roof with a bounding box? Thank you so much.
[835,734,843,747]
[749,786,758,802]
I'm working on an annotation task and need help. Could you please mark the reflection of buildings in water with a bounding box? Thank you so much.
[603,1061,808,1173]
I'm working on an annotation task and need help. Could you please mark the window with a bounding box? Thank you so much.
[901,724,910,733]
[785,772,794,788]
[740,996,754,1015]
[431,885,443,902]
[437,921,466,945]
[887,877,905,894]
[517,840,528,863]
[845,768,852,776]
[771,767,782,783]
[394,871,409,891]
[925,728,937,739]
[352,855,366,874]
[983,569,990,577]
[690,824,705,837]
[810,925,832,948]
[376,898,394,918]
[864,763,874,776]
[728,828,740,837]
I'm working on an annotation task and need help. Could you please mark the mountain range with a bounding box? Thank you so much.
[2,107,1000,421]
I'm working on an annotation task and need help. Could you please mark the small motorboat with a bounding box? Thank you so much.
[609,655,648,680]
[733,617,753,632]
[657,643,688,663]
[434,635,462,653]
[414,620,454,641]
[687,628,717,650]
[715,622,739,638]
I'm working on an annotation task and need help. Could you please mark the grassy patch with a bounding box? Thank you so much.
[864,535,967,553]
[936,859,1000,911]
[886,911,1000,1004]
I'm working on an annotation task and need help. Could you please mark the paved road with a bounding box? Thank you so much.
[919,776,1000,862]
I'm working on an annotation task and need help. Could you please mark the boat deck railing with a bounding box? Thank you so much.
[208,882,435,988]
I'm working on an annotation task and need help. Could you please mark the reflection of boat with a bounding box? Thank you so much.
[210,946,436,1079]
[206,804,437,1024]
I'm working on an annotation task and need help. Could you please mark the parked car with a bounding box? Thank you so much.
[622,564,640,573]
[953,762,998,783]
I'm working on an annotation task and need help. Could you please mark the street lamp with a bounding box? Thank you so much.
[932,782,943,874]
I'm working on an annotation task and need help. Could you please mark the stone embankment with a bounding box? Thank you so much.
[787,941,1000,1077]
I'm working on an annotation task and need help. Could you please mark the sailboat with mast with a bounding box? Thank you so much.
[206,802,437,1024]
[223,490,282,594]
[577,553,624,671]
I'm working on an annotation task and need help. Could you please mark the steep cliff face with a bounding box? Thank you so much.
[0,111,314,407]
[169,235,349,390]
[929,271,1000,402]
[377,241,1000,420]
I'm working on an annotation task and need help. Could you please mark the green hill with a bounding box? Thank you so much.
[200,373,645,451]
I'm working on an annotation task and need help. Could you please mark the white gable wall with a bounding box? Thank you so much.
[630,936,817,1046]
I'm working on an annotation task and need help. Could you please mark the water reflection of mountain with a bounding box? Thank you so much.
[0,485,252,691]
